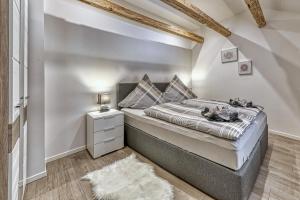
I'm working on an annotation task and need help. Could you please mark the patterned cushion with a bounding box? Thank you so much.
[163,75,197,103]
[118,74,164,109]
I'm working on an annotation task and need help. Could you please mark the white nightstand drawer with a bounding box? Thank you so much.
[94,114,123,132]
[94,126,123,144]
[94,136,124,157]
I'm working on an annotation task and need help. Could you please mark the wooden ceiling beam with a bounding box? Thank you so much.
[79,0,204,43]
[244,0,266,28]
[160,0,231,37]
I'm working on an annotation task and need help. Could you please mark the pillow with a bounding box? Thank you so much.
[163,75,197,103]
[118,74,164,109]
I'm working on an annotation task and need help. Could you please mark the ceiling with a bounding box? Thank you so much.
[223,0,300,15]
[112,0,300,32]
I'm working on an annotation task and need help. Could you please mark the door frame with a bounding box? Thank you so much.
[0,0,9,199]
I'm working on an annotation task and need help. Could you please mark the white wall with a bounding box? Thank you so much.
[27,0,46,179]
[44,14,192,159]
[192,9,300,138]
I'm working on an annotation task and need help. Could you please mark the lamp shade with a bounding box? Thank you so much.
[98,92,111,105]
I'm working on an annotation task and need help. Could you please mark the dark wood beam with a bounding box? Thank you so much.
[80,0,204,43]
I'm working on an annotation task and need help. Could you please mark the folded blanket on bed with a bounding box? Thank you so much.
[144,99,262,141]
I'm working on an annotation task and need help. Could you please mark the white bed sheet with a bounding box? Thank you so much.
[122,108,267,170]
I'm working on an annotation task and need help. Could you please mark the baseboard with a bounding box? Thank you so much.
[26,170,47,184]
[45,145,86,163]
[269,129,300,141]
[23,146,86,184]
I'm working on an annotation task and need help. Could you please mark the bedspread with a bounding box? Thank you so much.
[144,99,262,140]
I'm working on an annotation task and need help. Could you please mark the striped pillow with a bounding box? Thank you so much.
[118,74,164,109]
[163,75,197,103]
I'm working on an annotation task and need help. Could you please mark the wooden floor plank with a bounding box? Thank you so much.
[24,134,300,200]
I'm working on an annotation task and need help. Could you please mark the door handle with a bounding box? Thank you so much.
[103,137,116,143]
[103,127,115,132]
[102,116,115,120]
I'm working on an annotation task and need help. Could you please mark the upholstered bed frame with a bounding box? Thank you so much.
[117,83,268,200]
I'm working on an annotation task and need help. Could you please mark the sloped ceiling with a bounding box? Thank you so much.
[48,0,300,49]
[113,0,300,32]
[223,0,300,14]
[113,0,202,31]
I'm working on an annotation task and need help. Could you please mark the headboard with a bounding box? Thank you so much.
[117,82,169,109]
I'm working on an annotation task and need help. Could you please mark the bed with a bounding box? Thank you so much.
[117,83,268,200]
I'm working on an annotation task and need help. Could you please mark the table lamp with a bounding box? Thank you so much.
[97,92,111,112]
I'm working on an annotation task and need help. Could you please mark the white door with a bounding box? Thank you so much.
[9,1,22,200]
[9,0,21,123]
[12,1,20,61]
[23,0,28,106]
[12,59,20,121]
[24,67,28,106]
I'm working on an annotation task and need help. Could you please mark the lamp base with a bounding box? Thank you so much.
[99,105,110,112]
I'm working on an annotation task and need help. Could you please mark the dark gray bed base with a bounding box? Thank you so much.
[125,124,268,200]
[117,83,268,200]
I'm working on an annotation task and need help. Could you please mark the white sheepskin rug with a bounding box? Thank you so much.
[82,154,174,200]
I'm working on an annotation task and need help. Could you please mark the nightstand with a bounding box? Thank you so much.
[87,109,124,158]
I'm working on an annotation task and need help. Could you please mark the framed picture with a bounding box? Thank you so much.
[221,47,238,63]
[238,60,252,75]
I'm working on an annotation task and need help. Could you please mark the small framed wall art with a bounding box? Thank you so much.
[221,47,238,63]
[238,60,252,75]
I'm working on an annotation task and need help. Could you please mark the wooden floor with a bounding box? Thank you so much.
[24,134,300,200]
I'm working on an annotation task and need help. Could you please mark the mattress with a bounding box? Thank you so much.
[122,108,267,170]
